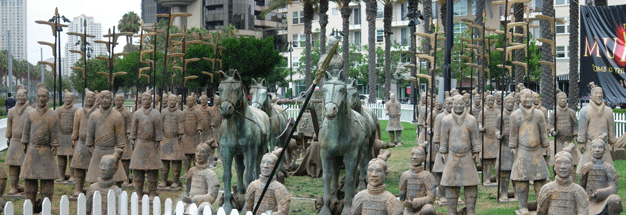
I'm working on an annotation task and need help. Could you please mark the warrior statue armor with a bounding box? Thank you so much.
[159,94,185,189]
[432,96,452,204]
[351,158,403,215]
[55,90,77,183]
[5,86,32,195]
[245,149,291,215]
[495,93,516,201]
[577,85,616,173]
[385,92,403,145]
[537,149,588,215]
[71,89,96,197]
[182,94,203,172]
[86,148,123,215]
[579,134,623,215]
[478,94,498,183]
[399,146,436,215]
[183,142,220,213]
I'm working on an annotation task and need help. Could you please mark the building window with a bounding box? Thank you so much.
[401,28,409,46]
[292,11,304,24]
[353,31,361,46]
[432,2,438,18]
[377,3,383,18]
[556,17,568,34]
[352,8,361,25]
[555,0,566,5]
[292,33,306,47]
[453,23,467,35]
[292,56,300,68]
[401,3,408,20]
[332,8,339,16]
[471,0,476,14]
[377,28,384,42]
[454,0,468,16]
[556,46,568,58]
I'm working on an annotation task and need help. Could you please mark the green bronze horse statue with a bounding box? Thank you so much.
[347,79,382,190]
[218,69,270,211]
[250,78,290,150]
[319,72,368,215]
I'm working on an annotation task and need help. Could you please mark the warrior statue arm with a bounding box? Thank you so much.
[608,113,617,146]
[548,111,556,136]
[20,114,32,148]
[5,110,12,140]
[495,113,503,139]
[154,113,163,145]
[398,172,408,201]
[538,113,550,148]
[178,112,184,138]
[196,111,203,135]
[575,187,590,215]
[244,182,257,213]
[478,111,485,132]
[577,110,588,145]
[570,110,578,138]
[129,113,138,141]
[578,168,588,189]
[115,117,126,150]
[273,184,291,215]
[183,169,194,203]
[411,187,436,211]
[439,120,450,155]
[192,173,220,205]
[71,111,81,141]
[350,192,365,215]
[536,185,552,215]
[385,104,390,116]
[470,118,481,156]
[85,115,97,152]
[592,180,618,203]
[50,113,60,150]
[509,114,519,150]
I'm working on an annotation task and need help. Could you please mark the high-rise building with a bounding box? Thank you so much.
[141,0,170,26]
[0,0,27,61]
[63,14,107,77]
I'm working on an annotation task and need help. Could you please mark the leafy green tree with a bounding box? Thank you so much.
[220,36,284,88]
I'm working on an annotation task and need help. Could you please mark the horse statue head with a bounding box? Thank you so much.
[322,71,348,119]
[346,78,361,110]
[218,69,246,118]
[250,78,270,111]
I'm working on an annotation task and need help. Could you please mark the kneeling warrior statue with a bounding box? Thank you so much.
[579,133,623,215]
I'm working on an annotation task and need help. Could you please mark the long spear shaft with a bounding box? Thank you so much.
[160,8,172,112]
[135,28,144,112]
[83,20,88,106]
[253,38,340,215]
[497,0,510,203]
[552,7,558,164]
[152,24,158,105]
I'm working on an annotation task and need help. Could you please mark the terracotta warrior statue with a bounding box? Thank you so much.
[71,88,96,197]
[422,99,442,167]
[548,91,579,178]
[399,146,436,215]
[439,94,480,215]
[86,148,123,215]
[182,94,203,172]
[579,134,623,215]
[5,86,32,195]
[177,95,183,110]
[495,93,516,201]
[478,94,498,183]
[198,93,213,143]
[471,90,481,117]
[94,90,101,108]
[129,92,165,200]
[159,94,184,189]
[416,91,427,135]
[351,158,403,215]
[183,142,219,212]
[55,90,77,183]
[153,94,161,110]
[494,91,502,112]
[431,96,452,204]
[85,91,128,186]
[385,92,403,145]
[577,85,616,174]
[210,94,223,162]
[20,85,61,211]
[114,94,133,186]
[509,89,550,215]
[537,149,589,215]
[245,149,291,215]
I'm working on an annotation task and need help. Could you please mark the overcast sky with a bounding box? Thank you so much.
[27,0,141,65]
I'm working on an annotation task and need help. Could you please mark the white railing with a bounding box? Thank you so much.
[3,190,268,215]
[281,103,626,138]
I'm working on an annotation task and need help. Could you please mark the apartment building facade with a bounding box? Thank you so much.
[62,15,108,77]
[0,0,27,61]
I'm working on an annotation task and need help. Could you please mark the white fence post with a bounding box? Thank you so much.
[216,207,226,215]
[153,196,161,215]
[77,193,87,215]
[93,191,102,215]
[41,198,51,215]
[164,198,172,215]
[119,191,128,215]
[141,195,149,215]
[107,189,116,215]
[174,201,184,215]
[23,199,32,215]
[203,206,213,215]
[3,201,13,215]
[230,209,239,215]
[130,192,138,215]
[60,195,69,215]
[188,203,198,215]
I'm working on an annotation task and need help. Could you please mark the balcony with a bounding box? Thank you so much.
[349,24,361,30]
[392,20,409,27]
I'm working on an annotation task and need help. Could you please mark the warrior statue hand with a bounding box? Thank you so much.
[479,125,485,132]
[496,132,502,140]
[579,143,586,154]
[589,191,597,202]
[6,138,9,147]
[155,141,160,148]
[51,147,56,154]
[427,129,433,136]
[197,130,202,135]
[551,130,558,137]
[88,146,93,154]
[510,148,516,157]
[182,195,192,203]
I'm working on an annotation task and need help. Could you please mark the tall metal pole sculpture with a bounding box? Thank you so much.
[35,8,68,110]
[156,9,191,112]
[134,21,155,111]
[172,26,201,108]
[68,19,95,105]
[95,28,131,91]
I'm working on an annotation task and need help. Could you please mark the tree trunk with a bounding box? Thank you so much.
[514,3,524,86]
[367,0,378,103]
[423,0,432,75]
[409,0,418,104]
[568,0,579,109]
[384,3,392,100]
[304,1,314,86]
[440,1,446,28]
[340,0,352,81]
[540,0,555,109]
[319,0,329,55]
[595,0,607,6]
[475,0,485,93]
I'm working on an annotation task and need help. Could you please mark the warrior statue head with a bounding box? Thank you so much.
[16,85,27,106]
[367,158,388,187]
[485,94,495,109]
[520,89,534,109]
[504,93,515,111]
[63,89,74,107]
[591,133,608,160]
[195,142,213,167]
[85,88,95,108]
[554,148,574,179]
[453,95,465,115]
[168,94,178,109]
[557,91,567,108]
[100,148,123,180]
[99,90,113,110]
[444,96,453,113]
[200,92,209,107]
[142,92,152,110]
[410,146,426,168]
[590,85,604,106]
[36,83,49,109]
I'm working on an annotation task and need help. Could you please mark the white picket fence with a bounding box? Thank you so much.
[282,103,626,138]
[2,190,269,215]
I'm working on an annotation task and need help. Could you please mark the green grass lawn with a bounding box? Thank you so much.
[1,120,625,214]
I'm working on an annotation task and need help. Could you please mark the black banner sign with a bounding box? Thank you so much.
[580,5,626,104]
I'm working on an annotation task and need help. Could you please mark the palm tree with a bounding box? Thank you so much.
[118,11,141,52]
[475,0,485,92]
[338,0,353,80]
[540,0,555,108]
[366,0,377,103]
[379,0,403,100]
[423,0,432,72]
[568,0,578,108]
[320,0,330,55]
